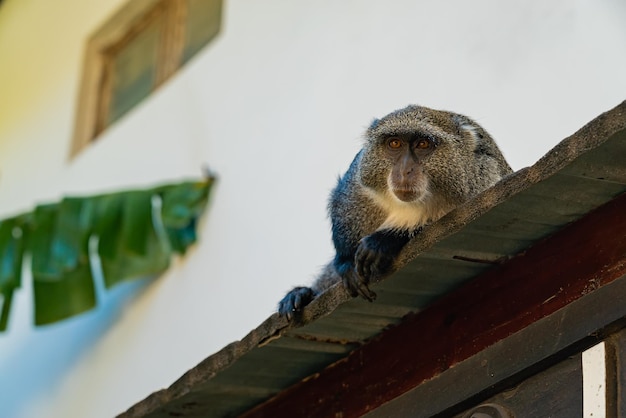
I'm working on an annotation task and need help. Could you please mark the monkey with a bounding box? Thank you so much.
[278,104,512,320]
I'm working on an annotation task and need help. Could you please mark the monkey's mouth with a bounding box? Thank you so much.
[392,188,420,202]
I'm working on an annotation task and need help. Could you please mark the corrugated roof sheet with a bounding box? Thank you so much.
[119,101,626,418]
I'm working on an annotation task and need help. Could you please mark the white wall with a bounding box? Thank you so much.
[0,0,625,417]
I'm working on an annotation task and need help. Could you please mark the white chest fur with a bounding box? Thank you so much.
[363,187,449,231]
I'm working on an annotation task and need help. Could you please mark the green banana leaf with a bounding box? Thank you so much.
[0,177,214,329]
[30,200,96,325]
[160,180,211,254]
[0,215,26,331]
[97,190,171,288]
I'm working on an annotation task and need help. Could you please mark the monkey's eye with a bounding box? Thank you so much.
[387,138,403,149]
[415,138,431,149]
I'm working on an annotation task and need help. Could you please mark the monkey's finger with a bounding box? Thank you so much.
[360,252,379,284]
[279,299,296,321]
[356,259,369,282]
[356,283,377,302]
[345,271,366,299]
[354,281,369,300]
[342,275,360,298]
[355,246,373,280]
[348,270,375,301]
[292,292,303,311]
[353,253,380,301]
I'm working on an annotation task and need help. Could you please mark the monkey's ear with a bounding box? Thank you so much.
[453,115,483,140]
[369,118,381,130]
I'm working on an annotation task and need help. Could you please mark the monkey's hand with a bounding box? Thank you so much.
[354,228,414,289]
[278,286,316,321]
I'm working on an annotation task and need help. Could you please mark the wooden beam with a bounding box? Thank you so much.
[242,192,626,418]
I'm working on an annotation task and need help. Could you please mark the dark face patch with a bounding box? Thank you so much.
[383,134,436,202]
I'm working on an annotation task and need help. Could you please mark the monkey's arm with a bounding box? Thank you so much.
[277,226,414,320]
[279,160,380,319]
[332,228,377,302]
[328,161,382,302]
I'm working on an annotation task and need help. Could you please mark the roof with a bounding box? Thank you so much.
[119,100,626,418]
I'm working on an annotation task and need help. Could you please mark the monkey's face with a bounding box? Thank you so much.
[383,134,437,202]
[360,105,488,206]
[357,104,511,231]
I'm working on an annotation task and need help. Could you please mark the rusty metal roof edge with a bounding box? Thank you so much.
[117,100,626,418]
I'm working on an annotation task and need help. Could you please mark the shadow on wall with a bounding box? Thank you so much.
[0,269,152,418]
